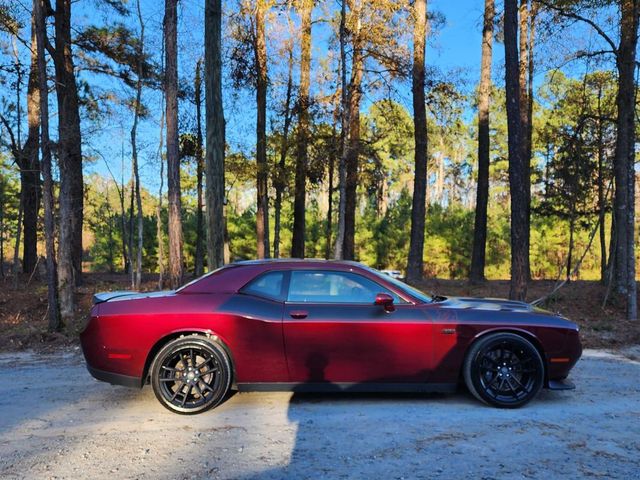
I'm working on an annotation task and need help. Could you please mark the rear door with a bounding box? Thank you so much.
[282,269,434,384]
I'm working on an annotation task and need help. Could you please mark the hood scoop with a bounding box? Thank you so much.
[441,297,533,313]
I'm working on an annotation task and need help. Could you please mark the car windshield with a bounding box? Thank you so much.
[362,265,433,303]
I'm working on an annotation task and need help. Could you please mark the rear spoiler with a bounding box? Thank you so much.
[93,291,139,304]
[93,290,176,304]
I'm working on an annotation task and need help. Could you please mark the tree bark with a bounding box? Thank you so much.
[165,0,183,288]
[194,59,205,276]
[325,136,335,260]
[34,0,61,331]
[326,103,339,260]
[131,0,145,290]
[12,187,23,286]
[205,0,226,270]
[612,0,638,320]
[519,0,531,281]
[567,209,575,281]
[470,0,494,283]
[291,0,313,258]
[117,163,130,274]
[504,0,528,301]
[274,45,294,259]
[156,109,166,289]
[52,0,83,318]
[128,175,135,287]
[596,84,607,284]
[255,0,270,259]
[406,0,428,283]
[527,2,536,165]
[334,0,349,259]
[343,0,363,261]
[21,16,41,276]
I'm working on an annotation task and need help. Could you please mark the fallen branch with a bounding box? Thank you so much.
[531,181,613,306]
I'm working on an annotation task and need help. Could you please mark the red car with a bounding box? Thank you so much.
[81,260,581,414]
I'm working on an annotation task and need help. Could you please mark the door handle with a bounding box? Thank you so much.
[289,310,308,319]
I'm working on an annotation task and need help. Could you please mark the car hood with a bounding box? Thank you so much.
[438,296,534,313]
[93,290,175,304]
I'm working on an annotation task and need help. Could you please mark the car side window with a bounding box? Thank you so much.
[241,271,285,301]
[287,271,404,304]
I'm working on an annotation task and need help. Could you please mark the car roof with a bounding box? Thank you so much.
[231,258,363,267]
[178,259,426,303]
[181,259,382,293]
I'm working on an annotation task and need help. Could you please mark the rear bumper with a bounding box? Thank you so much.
[86,364,142,389]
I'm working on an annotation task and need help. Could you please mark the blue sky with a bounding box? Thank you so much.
[82,0,494,192]
[76,0,606,194]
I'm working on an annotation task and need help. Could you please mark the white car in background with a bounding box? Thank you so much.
[380,269,404,280]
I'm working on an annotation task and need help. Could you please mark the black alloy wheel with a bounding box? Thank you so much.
[464,332,544,408]
[151,335,231,414]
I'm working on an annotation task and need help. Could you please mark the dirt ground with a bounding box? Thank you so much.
[1,272,639,478]
[0,348,638,479]
[1,273,639,352]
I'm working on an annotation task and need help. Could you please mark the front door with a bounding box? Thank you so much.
[282,270,433,384]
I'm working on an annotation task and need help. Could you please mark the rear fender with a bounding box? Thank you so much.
[142,329,236,386]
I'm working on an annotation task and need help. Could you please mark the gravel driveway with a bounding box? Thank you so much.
[0,348,638,479]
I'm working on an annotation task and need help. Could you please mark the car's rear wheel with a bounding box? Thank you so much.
[150,335,231,414]
[463,332,544,408]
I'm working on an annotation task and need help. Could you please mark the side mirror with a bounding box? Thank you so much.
[374,293,395,312]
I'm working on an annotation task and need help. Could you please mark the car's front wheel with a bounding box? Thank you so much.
[463,332,544,408]
[150,335,231,414]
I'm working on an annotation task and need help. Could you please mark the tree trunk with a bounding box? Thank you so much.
[518,0,531,281]
[274,45,294,259]
[165,0,183,288]
[34,0,61,331]
[406,0,428,283]
[527,2,536,164]
[0,182,5,278]
[194,59,205,276]
[156,108,166,289]
[117,161,130,274]
[326,151,335,260]
[22,17,41,276]
[334,0,349,259]
[567,212,575,281]
[343,0,363,261]
[291,0,313,258]
[205,0,225,271]
[12,189,23,285]
[470,0,494,283]
[325,106,338,260]
[596,85,607,284]
[131,0,145,290]
[255,0,270,259]
[52,0,83,318]
[504,0,528,301]
[612,0,638,320]
[128,176,135,288]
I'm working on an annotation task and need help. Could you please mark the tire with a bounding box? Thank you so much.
[463,332,544,408]
[150,335,231,414]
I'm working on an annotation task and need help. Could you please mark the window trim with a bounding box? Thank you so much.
[284,269,412,305]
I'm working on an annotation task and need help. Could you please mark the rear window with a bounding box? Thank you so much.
[240,271,286,301]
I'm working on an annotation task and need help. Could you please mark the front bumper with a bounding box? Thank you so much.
[547,378,575,390]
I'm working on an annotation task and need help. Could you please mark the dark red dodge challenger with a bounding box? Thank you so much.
[81,259,582,414]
